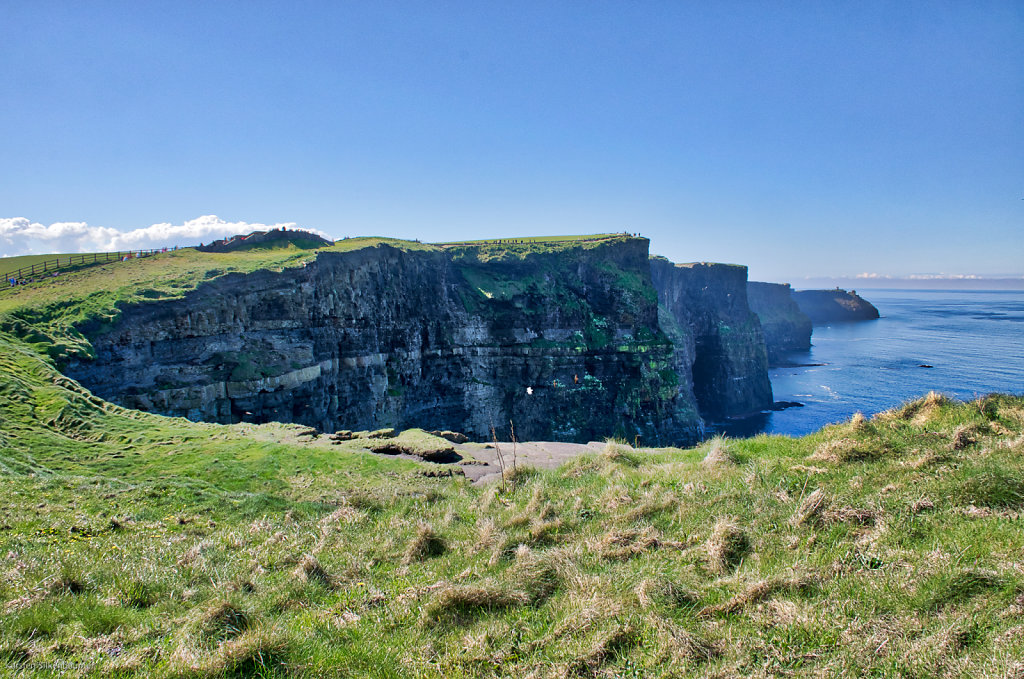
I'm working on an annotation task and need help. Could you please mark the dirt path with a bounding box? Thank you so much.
[229,421,614,485]
[453,440,608,483]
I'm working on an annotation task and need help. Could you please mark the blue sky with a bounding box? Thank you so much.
[1,1,1022,283]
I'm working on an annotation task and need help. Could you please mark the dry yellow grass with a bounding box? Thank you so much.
[701,437,737,468]
[697,575,813,618]
[293,554,336,588]
[810,437,879,463]
[602,441,642,467]
[791,488,828,527]
[421,583,530,626]
[705,518,750,574]
[402,523,447,564]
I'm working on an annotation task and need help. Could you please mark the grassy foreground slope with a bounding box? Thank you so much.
[1,245,1024,677]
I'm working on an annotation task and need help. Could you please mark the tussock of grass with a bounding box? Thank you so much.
[850,411,871,433]
[593,526,689,561]
[652,618,721,665]
[421,584,529,626]
[919,569,1006,611]
[509,545,561,602]
[170,624,291,677]
[508,483,551,527]
[116,578,160,608]
[528,517,564,545]
[293,554,337,588]
[791,488,828,527]
[910,498,935,513]
[48,570,87,595]
[949,461,1024,509]
[402,523,447,564]
[191,600,251,643]
[594,526,661,560]
[903,623,979,671]
[698,575,813,618]
[623,489,678,522]
[215,626,291,675]
[317,504,364,530]
[950,422,984,450]
[906,450,945,469]
[635,579,699,609]
[999,403,1024,428]
[472,517,503,554]
[701,436,737,468]
[828,505,877,525]
[883,390,951,424]
[705,519,750,574]
[602,441,642,467]
[504,464,539,484]
[568,624,638,675]
[810,436,882,463]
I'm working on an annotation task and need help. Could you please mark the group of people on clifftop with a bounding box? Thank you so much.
[8,272,60,287]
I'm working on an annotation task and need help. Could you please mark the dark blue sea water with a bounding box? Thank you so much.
[717,290,1024,438]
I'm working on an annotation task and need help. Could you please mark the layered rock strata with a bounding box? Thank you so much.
[650,258,773,419]
[64,238,704,445]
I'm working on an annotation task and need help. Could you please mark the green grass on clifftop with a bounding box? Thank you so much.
[0,238,444,363]
[0,235,628,361]
[439,234,639,262]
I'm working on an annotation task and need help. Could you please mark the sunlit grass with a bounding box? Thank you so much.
[3,333,1023,677]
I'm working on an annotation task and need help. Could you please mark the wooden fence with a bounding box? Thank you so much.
[3,249,172,283]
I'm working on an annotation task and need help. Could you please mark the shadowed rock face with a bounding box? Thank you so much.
[747,282,813,365]
[792,289,880,323]
[63,239,706,445]
[650,258,773,419]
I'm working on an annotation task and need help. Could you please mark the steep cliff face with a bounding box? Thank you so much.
[63,239,703,445]
[650,258,773,418]
[747,282,812,365]
[793,289,880,323]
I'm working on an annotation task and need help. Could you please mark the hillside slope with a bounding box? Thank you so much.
[2,320,1023,675]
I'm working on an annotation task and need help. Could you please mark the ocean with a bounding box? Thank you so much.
[716,289,1024,438]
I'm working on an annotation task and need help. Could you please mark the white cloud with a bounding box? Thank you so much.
[855,272,891,279]
[907,273,983,280]
[0,215,329,257]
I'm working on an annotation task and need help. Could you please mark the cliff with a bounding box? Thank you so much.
[63,237,704,446]
[650,258,773,418]
[793,289,880,323]
[747,282,812,364]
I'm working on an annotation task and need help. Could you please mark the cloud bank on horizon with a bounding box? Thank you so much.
[0,216,329,257]
[850,272,1022,281]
